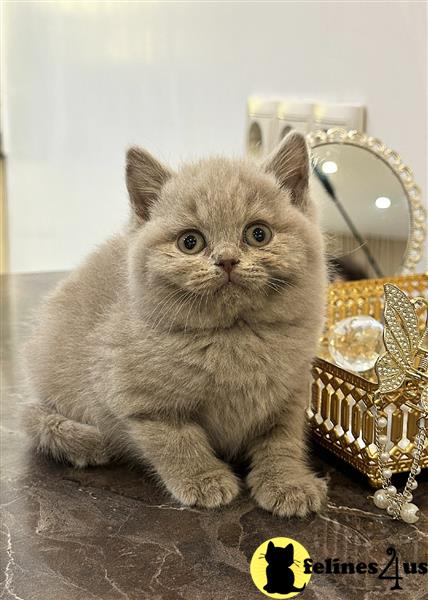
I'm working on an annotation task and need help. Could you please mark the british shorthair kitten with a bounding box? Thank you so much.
[23,132,327,517]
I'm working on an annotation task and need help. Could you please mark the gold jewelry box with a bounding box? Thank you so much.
[307,273,428,486]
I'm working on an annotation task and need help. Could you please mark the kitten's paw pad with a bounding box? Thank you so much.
[250,475,327,518]
[171,469,240,508]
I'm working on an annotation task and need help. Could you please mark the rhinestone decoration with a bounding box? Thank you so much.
[372,284,428,523]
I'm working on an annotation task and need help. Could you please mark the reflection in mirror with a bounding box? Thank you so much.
[310,144,410,280]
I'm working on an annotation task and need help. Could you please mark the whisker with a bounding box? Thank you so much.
[151,297,182,331]
[151,289,191,331]
[145,287,184,328]
[167,291,194,333]
[332,241,368,259]
[266,282,285,295]
[269,276,296,289]
[195,291,206,329]
[184,292,200,334]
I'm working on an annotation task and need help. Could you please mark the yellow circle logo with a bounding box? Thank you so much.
[250,537,312,598]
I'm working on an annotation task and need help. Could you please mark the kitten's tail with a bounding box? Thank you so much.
[23,402,110,467]
[291,584,306,592]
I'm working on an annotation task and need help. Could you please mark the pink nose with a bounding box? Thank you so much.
[216,259,239,274]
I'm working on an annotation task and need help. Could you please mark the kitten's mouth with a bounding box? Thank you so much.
[220,272,241,287]
[218,282,238,292]
[213,276,242,294]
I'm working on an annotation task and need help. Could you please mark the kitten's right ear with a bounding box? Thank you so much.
[263,131,310,211]
[126,147,172,221]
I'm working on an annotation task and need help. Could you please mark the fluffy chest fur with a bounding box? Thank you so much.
[100,315,310,458]
[187,322,287,455]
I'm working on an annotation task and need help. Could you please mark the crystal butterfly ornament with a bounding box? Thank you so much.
[375,284,428,398]
[372,284,428,523]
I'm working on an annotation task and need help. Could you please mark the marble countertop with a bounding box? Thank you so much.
[1,273,427,600]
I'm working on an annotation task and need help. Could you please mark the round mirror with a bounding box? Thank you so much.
[307,129,425,281]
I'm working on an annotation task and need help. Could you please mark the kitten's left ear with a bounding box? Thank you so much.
[263,131,310,211]
[126,146,172,221]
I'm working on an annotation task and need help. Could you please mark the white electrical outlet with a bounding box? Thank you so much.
[246,97,366,157]
[246,97,279,157]
[275,101,313,144]
[312,103,365,132]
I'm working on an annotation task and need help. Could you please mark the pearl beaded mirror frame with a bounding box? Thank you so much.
[306,128,426,278]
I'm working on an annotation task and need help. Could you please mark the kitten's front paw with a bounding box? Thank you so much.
[168,468,241,509]
[248,472,327,518]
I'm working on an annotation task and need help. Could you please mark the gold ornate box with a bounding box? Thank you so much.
[307,273,428,486]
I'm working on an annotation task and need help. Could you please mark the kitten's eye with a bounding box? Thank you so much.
[177,230,206,254]
[244,223,272,247]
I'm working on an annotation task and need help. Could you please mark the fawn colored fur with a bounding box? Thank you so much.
[24,132,327,516]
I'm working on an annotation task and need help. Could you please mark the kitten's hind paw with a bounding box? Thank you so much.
[249,472,327,518]
[167,467,241,509]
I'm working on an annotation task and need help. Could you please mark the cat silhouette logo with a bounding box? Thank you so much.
[250,537,312,598]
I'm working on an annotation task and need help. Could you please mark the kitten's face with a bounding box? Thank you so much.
[126,134,324,329]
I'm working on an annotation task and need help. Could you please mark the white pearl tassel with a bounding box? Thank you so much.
[372,404,425,524]
[400,503,419,524]
[373,489,389,509]
[370,286,427,524]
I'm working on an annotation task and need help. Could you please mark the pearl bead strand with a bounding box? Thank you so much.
[373,400,426,523]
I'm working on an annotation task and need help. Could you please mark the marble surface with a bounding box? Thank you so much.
[1,272,427,600]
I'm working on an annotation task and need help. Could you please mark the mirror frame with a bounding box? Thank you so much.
[306,128,426,274]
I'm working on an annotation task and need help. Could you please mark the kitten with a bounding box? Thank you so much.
[23,131,327,517]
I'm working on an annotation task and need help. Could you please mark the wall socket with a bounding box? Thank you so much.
[312,102,365,132]
[247,97,279,158]
[246,97,365,157]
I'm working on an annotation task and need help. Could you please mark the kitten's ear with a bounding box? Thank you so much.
[263,131,310,211]
[267,542,275,550]
[126,146,172,221]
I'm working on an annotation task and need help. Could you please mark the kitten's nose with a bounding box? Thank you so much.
[216,259,239,274]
